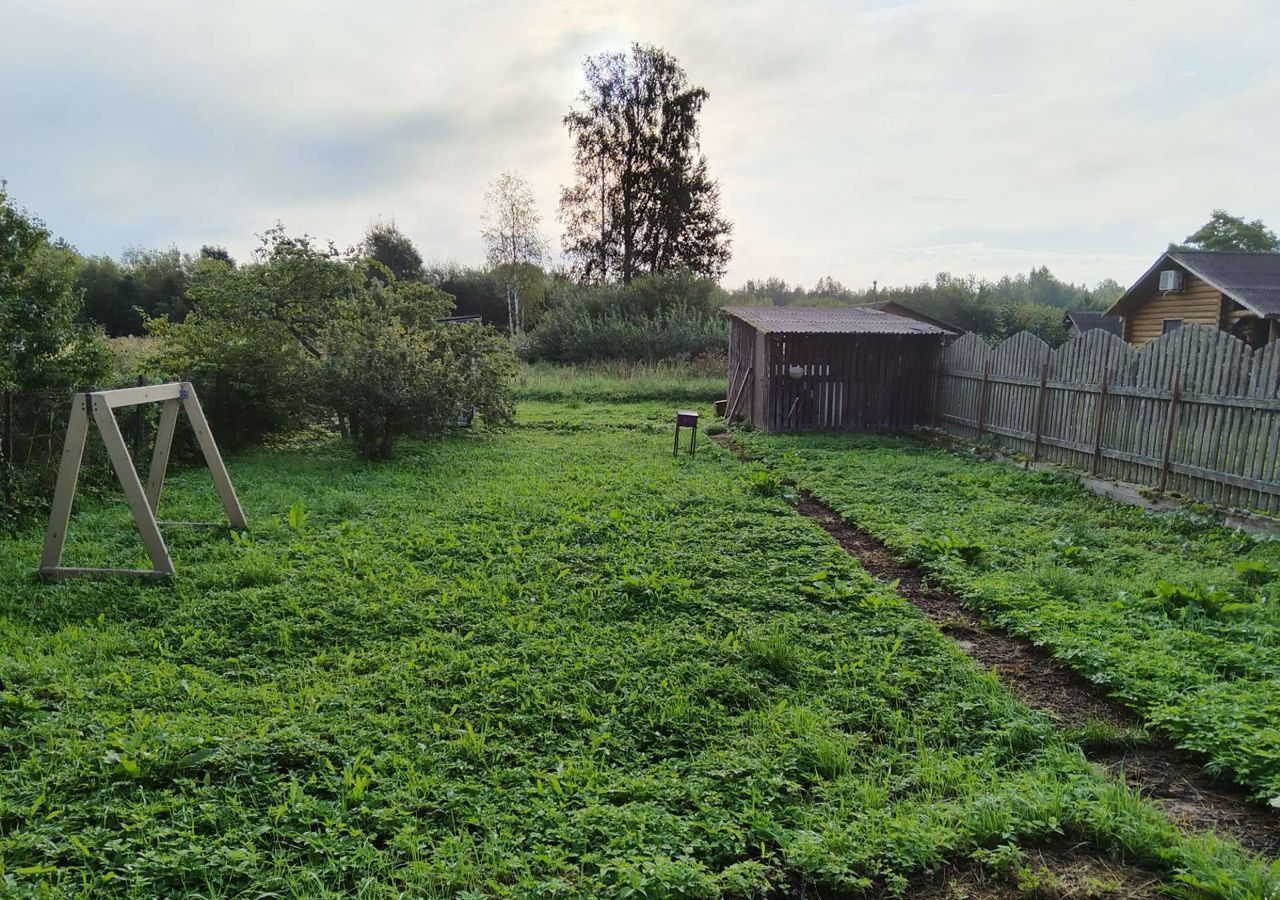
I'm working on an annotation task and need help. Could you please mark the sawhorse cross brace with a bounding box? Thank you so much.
[38,382,246,580]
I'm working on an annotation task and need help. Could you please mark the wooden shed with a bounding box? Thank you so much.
[724,306,949,432]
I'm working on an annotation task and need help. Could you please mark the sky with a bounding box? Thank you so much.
[3,0,1279,291]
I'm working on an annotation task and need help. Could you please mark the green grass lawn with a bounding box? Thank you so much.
[737,431,1280,807]
[515,360,725,405]
[0,405,1274,897]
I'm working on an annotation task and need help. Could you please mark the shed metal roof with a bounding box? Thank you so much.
[723,305,949,336]
[861,299,965,334]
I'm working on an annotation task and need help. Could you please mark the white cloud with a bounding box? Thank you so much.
[2,0,1277,289]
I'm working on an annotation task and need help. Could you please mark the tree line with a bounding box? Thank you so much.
[0,181,519,535]
[55,40,1280,363]
[59,208,1280,366]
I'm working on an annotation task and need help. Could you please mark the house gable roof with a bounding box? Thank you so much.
[1107,251,1280,319]
[1063,310,1123,337]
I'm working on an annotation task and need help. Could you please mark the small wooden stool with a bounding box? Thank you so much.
[674,410,699,457]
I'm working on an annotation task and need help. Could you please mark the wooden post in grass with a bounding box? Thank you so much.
[928,347,943,430]
[37,381,245,581]
[1157,370,1181,494]
[975,359,991,442]
[1089,366,1109,477]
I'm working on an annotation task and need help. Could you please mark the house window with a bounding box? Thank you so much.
[1162,318,1182,335]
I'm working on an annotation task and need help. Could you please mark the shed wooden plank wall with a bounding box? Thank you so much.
[753,329,767,427]
[1124,275,1223,346]
[726,320,941,432]
[727,318,756,424]
[762,333,938,432]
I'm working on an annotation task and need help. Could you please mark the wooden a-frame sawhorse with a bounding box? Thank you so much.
[38,382,246,580]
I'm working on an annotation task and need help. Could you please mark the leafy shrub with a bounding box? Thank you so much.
[518,269,728,363]
[1142,580,1252,620]
[744,469,780,497]
[0,182,110,529]
[148,227,352,448]
[429,263,549,332]
[1234,558,1277,587]
[922,530,987,565]
[317,282,517,458]
[153,226,517,457]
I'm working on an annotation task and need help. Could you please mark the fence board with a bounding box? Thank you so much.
[938,325,1280,516]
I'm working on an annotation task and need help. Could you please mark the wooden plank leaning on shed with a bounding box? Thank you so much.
[38,382,246,581]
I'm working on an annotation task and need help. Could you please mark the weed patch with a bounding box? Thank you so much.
[0,408,1272,896]
[739,430,1280,806]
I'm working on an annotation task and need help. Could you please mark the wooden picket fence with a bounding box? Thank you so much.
[935,325,1280,516]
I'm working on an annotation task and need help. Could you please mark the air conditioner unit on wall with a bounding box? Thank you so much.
[1159,270,1184,292]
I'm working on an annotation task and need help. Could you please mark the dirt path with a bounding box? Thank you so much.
[893,844,1166,899]
[714,436,1280,859]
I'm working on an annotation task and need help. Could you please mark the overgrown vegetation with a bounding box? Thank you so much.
[0,401,1274,897]
[1,184,518,530]
[737,431,1280,804]
[148,225,515,458]
[515,357,725,404]
[0,181,111,529]
[517,269,727,363]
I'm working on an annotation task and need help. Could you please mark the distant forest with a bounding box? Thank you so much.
[71,246,1121,350]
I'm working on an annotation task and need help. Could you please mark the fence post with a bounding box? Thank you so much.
[1030,361,1048,462]
[1089,366,1109,477]
[929,346,943,430]
[1157,370,1181,493]
[975,359,991,442]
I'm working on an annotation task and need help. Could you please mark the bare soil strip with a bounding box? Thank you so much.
[713,436,1280,859]
[792,491,1280,858]
[894,844,1166,900]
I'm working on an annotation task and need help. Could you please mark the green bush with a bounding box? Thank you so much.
[147,234,342,450]
[518,270,728,363]
[0,182,110,530]
[317,281,517,458]
[430,262,548,332]
[155,226,518,458]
